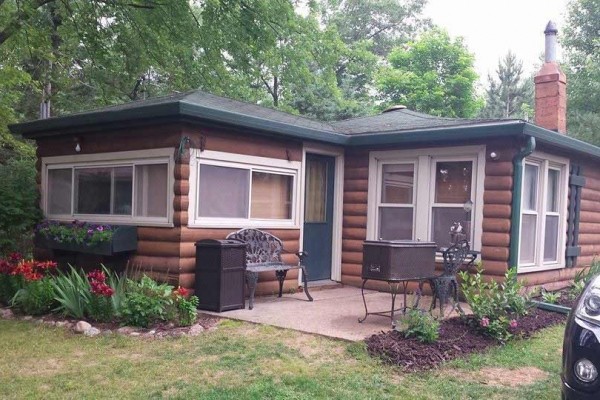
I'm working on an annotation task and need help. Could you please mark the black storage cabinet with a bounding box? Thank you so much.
[195,239,247,312]
[362,240,436,281]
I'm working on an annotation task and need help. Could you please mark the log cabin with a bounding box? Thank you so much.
[10,22,599,295]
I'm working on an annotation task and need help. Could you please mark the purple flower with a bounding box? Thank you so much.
[480,317,490,328]
[96,226,104,232]
[509,319,518,329]
[87,229,94,235]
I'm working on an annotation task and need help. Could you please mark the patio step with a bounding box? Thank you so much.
[305,280,344,292]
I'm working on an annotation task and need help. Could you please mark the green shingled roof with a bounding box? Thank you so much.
[9,89,600,159]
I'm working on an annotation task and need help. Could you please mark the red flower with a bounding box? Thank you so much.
[0,260,14,275]
[8,252,22,264]
[87,269,106,283]
[173,286,189,297]
[13,260,43,281]
[88,270,113,297]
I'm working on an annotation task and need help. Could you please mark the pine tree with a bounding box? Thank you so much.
[480,51,533,119]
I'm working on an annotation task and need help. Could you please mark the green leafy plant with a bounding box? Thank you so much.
[122,275,174,328]
[0,158,41,255]
[397,309,440,343]
[459,267,531,342]
[570,260,600,299]
[51,265,92,319]
[541,290,561,304]
[172,287,199,327]
[11,277,56,315]
[7,257,57,315]
[0,253,25,304]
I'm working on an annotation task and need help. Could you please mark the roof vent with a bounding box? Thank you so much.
[382,105,407,113]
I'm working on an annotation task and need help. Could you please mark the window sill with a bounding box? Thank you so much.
[517,264,565,274]
[188,220,300,230]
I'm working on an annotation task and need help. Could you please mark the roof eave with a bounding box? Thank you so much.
[346,120,526,146]
[11,102,182,138]
[522,123,600,159]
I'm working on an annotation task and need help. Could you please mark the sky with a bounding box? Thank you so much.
[423,0,570,84]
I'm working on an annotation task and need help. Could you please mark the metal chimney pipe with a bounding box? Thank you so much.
[544,20,558,63]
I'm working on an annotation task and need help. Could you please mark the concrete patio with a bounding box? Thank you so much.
[203,286,469,341]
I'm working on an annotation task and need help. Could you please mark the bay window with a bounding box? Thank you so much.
[189,150,300,228]
[43,150,172,225]
[369,146,484,250]
[518,153,568,270]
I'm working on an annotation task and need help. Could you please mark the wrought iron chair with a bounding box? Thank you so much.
[418,239,470,316]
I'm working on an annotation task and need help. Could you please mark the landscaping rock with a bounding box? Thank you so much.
[0,308,14,319]
[188,324,205,336]
[129,332,141,337]
[116,326,137,335]
[102,330,113,336]
[22,316,33,321]
[55,321,71,328]
[84,327,101,337]
[74,321,92,333]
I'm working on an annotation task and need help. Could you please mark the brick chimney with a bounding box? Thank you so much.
[534,21,567,133]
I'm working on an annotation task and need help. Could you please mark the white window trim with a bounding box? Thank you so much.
[188,149,302,229]
[518,151,569,273]
[41,148,174,227]
[367,145,485,252]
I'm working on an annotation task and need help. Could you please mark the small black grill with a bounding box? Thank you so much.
[362,240,436,281]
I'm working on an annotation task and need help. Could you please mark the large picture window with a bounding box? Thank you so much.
[369,146,484,251]
[190,150,300,228]
[518,154,568,270]
[43,151,172,225]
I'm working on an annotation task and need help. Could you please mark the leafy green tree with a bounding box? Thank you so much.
[377,28,482,117]
[562,0,600,143]
[480,51,533,119]
[319,0,430,57]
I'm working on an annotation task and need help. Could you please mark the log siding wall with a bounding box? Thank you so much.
[34,123,305,296]
[34,122,600,294]
[340,139,600,290]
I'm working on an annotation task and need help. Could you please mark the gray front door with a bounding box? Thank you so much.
[302,154,335,281]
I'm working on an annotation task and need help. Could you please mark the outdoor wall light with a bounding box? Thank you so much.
[489,151,499,160]
[74,136,82,153]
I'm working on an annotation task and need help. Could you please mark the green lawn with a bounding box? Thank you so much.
[0,319,564,399]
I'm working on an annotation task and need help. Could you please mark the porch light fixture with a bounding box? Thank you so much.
[489,151,499,160]
[74,136,82,153]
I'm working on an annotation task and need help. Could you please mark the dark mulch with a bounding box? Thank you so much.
[556,292,577,309]
[365,308,567,372]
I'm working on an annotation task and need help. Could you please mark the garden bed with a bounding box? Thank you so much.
[365,308,567,372]
[0,306,221,339]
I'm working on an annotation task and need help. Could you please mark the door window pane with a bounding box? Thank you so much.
[435,161,472,204]
[523,164,538,211]
[382,164,414,204]
[547,169,559,212]
[47,169,72,214]
[75,168,112,214]
[431,207,470,248]
[544,215,559,262]
[378,207,413,240]
[251,172,293,219]
[135,164,168,218]
[198,164,249,218]
[305,159,327,222]
[520,214,537,264]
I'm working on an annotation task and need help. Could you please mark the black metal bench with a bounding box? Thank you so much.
[226,228,313,309]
